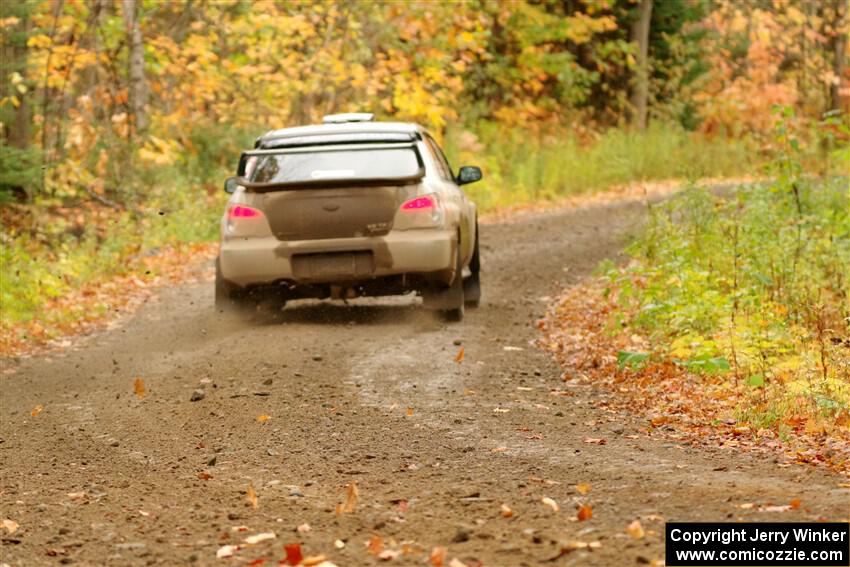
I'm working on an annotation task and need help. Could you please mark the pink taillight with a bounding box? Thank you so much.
[228,205,263,219]
[401,195,436,210]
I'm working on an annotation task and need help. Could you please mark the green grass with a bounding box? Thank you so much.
[445,123,758,211]
[0,121,261,330]
[0,166,226,328]
[604,170,850,425]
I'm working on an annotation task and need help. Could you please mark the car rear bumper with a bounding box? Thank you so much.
[219,229,455,288]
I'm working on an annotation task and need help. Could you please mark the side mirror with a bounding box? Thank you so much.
[456,165,482,186]
[224,177,239,194]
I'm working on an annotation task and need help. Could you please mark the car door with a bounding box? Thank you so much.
[422,134,476,265]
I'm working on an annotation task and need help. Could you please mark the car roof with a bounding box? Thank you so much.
[255,121,427,149]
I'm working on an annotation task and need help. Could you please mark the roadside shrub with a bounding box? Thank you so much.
[604,131,849,428]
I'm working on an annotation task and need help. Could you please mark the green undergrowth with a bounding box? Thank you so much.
[447,123,758,210]
[1,121,256,330]
[1,167,225,329]
[602,123,850,428]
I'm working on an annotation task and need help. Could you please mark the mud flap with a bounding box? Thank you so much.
[463,273,481,307]
[463,223,481,308]
[421,280,464,310]
[422,243,465,321]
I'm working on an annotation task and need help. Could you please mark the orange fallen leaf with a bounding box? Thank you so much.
[491,447,507,453]
[575,483,591,495]
[558,541,583,554]
[541,497,559,512]
[500,503,514,518]
[626,519,645,539]
[246,484,258,509]
[256,414,270,423]
[804,419,826,436]
[339,481,358,514]
[429,546,447,567]
[760,504,792,512]
[283,543,303,565]
[30,404,44,417]
[406,407,414,417]
[217,544,240,558]
[577,504,593,521]
[197,471,213,480]
[789,498,801,510]
[558,540,602,556]
[454,346,465,363]
[134,377,145,397]
[243,532,275,545]
[2,519,19,534]
[367,535,383,555]
[378,549,400,560]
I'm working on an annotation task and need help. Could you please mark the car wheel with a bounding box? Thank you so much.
[442,262,465,322]
[423,241,465,322]
[463,222,481,308]
[257,286,288,313]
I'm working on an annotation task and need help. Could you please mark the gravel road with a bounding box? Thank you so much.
[1,197,846,566]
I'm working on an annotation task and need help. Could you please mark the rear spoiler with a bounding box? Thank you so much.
[235,143,425,192]
[235,169,425,193]
[257,131,417,149]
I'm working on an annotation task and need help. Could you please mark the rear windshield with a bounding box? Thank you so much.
[248,147,421,184]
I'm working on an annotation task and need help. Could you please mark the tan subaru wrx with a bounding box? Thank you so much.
[216,113,482,321]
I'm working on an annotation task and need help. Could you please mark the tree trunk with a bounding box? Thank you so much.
[122,0,148,133]
[0,9,29,150]
[629,0,653,131]
[829,0,847,113]
[0,3,32,200]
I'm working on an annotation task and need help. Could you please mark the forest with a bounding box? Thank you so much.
[1,2,850,564]
[0,0,848,352]
[2,0,847,199]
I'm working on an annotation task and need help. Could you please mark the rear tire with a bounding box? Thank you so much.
[423,241,465,322]
[443,302,464,322]
[441,270,465,322]
[463,223,481,308]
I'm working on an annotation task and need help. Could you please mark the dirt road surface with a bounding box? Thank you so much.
[2,198,847,566]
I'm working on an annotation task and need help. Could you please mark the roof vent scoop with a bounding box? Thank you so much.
[322,112,374,124]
